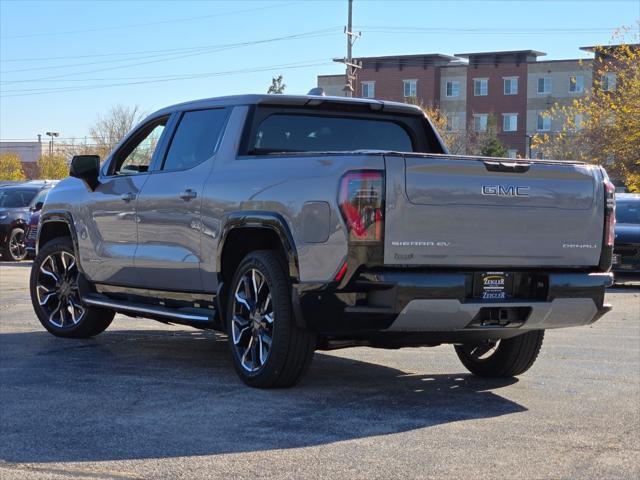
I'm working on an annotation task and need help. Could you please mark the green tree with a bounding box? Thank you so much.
[480,137,508,158]
[37,155,68,179]
[267,75,286,94]
[0,152,26,181]
[471,115,508,157]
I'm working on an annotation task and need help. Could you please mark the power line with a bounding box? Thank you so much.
[0,28,341,79]
[0,60,334,98]
[0,1,301,40]
[358,26,619,36]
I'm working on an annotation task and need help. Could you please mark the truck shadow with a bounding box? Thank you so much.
[0,329,526,463]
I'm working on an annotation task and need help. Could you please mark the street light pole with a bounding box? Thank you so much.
[45,131,59,156]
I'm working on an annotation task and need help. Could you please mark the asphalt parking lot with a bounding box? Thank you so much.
[0,261,638,479]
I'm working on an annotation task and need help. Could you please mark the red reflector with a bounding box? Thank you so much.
[334,261,348,282]
[604,178,616,247]
[338,171,384,242]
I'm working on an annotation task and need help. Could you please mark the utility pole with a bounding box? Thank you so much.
[336,0,361,97]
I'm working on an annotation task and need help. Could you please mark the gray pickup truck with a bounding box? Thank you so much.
[29,94,615,388]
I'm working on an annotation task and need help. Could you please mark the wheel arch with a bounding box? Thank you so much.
[216,212,300,327]
[217,211,300,283]
[37,211,82,272]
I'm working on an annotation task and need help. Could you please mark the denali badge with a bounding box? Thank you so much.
[482,185,530,197]
[563,243,598,249]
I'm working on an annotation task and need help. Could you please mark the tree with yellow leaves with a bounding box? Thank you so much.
[408,101,467,155]
[37,155,69,180]
[532,29,639,191]
[0,152,26,181]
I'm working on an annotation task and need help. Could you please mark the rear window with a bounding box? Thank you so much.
[249,114,414,154]
[616,202,640,224]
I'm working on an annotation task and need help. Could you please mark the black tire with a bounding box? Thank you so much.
[226,250,316,388]
[30,237,114,339]
[3,227,27,261]
[454,330,544,377]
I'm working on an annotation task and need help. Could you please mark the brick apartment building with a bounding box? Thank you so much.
[318,46,609,158]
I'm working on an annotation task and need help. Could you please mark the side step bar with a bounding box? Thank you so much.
[82,293,216,326]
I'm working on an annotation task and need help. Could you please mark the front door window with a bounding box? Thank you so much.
[110,119,167,175]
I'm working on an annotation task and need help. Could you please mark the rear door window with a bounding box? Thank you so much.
[162,108,228,171]
[249,114,414,154]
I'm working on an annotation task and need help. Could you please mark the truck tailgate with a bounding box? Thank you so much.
[384,154,605,267]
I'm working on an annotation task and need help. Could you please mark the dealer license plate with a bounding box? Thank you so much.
[474,272,513,301]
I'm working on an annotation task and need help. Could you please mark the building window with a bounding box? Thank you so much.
[507,149,518,159]
[602,73,616,92]
[403,79,417,98]
[574,114,584,130]
[569,75,584,93]
[473,114,488,132]
[362,81,375,98]
[537,77,551,94]
[503,77,518,95]
[446,114,461,132]
[502,113,518,132]
[445,80,460,97]
[473,78,488,96]
[537,113,551,131]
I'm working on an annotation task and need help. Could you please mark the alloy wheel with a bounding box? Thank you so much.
[9,230,27,260]
[462,340,500,360]
[35,251,85,328]
[231,268,274,372]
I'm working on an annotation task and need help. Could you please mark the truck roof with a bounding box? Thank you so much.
[153,94,425,118]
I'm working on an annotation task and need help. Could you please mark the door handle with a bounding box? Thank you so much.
[179,189,197,201]
[121,192,136,202]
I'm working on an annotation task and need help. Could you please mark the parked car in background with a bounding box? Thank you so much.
[0,182,53,261]
[613,193,640,281]
[25,206,45,259]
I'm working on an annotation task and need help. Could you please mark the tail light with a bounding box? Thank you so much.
[338,171,384,243]
[603,175,616,247]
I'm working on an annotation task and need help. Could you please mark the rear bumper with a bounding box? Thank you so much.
[612,244,640,275]
[294,270,613,337]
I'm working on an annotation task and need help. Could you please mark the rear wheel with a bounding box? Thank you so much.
[454,330,544,377]
[226,250,316,388]
[30,237,114,338]
[4,227,27,261]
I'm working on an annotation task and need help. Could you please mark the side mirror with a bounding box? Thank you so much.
[70,155,100,190]
[32,201,44,212]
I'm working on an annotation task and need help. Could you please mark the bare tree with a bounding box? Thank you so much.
[267,75,286,94]
[89,105,145,158]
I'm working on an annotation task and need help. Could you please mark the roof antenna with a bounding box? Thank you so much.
[307,87,326,96]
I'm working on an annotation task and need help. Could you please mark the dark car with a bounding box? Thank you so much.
[0,182,52,261]
[25,208,44,258]
[612,193,640,281]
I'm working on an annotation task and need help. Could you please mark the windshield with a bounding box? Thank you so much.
[616,202,640,224]
[0,189,38,208]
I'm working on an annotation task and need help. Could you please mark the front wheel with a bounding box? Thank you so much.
[454,330,544,377]
[3,227,27,261]
[226,250,316,388]
[30,237,114,338]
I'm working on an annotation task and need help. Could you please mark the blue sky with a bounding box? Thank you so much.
[1,0,638,141]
